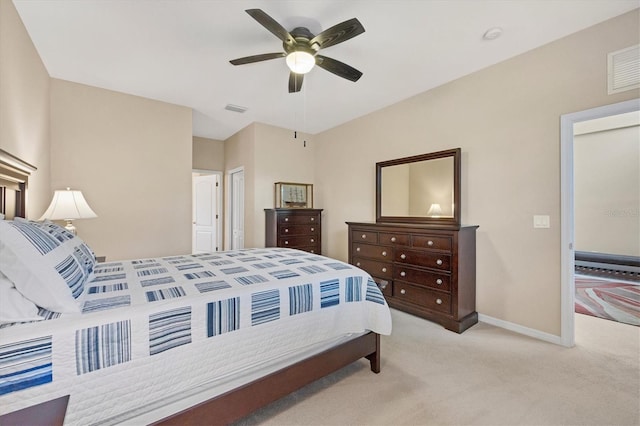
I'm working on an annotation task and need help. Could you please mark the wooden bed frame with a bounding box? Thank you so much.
[0,149,36,219]
[155,332,380,425]
[0,150,383,425]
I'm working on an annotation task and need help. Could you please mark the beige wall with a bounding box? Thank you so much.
[193,136,224,171]
[574,113,640,256]
[253,123,315,247]
[224,123,255,248]
[0,0,50,216]
[50,79,193,260]
[223,122,315,249]
[315,9,640,336]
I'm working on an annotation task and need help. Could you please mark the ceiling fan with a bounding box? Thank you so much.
[229,9,365,93]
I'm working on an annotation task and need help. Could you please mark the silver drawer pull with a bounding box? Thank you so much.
[380,281,388,290]
[361,234,367,239]
[285,217,289,222]
[400,253,406,260]
[436,298,442,305]
[284,229,289,233]
[382,267,387,273]
[400,271,406,277]
[436,259,443,265]
[436,278,443,285]
[310,250,315,253]
[428,240,434,246]
[356,247,361,252]
[310,239,314,243]
[382,251,387,256]
[400,289,406,295]
[310,217,315,221]
[284,241,289,245]
[310,227,314,231]
[391,237,396,242]
[356,262,361,267]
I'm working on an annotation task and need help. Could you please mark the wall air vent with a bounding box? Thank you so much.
[225,104,248,113]
[608,44,640,94]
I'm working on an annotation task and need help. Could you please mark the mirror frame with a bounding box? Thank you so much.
[376,148,461,226]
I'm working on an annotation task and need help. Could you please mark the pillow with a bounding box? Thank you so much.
[0,219,96,313]
[0,272,43,324]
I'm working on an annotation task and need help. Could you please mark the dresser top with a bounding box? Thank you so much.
[346,221,478,231]
[265,208,323,212]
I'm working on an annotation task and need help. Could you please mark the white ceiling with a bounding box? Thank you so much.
[13,0,639,141]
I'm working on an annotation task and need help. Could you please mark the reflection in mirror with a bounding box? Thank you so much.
[376,148,461,225]
[380,157,454,218]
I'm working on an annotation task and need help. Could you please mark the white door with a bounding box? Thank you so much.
[231,169,245,249]
[192,174,220,253]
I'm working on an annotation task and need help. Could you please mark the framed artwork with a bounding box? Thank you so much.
[275,182,313,208]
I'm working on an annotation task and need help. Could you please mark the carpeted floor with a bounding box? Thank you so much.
[234,310,640,425]
[575,275,640,326]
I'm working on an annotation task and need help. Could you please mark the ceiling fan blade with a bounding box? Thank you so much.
[288,72,304,93]
[310,18,365,50]
[315,55,362,82]
[245,9,296,47]
[230,52,285,65]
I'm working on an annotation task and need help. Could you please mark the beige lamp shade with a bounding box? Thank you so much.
[427,203,443,217]
[39,188,97,234]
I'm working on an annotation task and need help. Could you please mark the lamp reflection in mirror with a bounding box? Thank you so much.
[427,203,443,218]
[39,188,97,235]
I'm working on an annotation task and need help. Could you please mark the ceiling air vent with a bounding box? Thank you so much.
[225,104,248,113]
[608,44,640,95]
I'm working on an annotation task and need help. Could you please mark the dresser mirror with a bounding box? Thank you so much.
[376,148,461,226]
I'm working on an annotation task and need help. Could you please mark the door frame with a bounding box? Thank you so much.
[226,166,245,250]
[559,98,639,347]
[192,169,223,253]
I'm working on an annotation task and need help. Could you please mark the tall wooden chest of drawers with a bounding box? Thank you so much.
[265,209,322,254]
[347,221,478,333]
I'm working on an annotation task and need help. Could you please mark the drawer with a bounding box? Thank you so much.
[373,277,392,297]
[352,256,392,279]
[352,243,392,261]
[280,235,318,247]
[351,230,378,244]
[393,283,452,314]
[412,235,452,251]
[379,232,410,246]
[395,248,451,272]
[393,266,450,292]
[296,245,320,254]
[278,214,319,225]
[279,224,319,236]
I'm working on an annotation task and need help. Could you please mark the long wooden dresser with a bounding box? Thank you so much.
[347,221,478,333]
[265,209,322,254]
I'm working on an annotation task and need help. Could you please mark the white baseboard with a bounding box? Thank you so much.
[478,313,565,346]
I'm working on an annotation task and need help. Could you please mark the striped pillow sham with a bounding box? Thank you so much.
[0,219,96,313]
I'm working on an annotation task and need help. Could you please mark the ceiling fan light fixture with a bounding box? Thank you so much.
[286,51,315,74]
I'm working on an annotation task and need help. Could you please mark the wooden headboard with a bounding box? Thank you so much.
[0,149,37,219]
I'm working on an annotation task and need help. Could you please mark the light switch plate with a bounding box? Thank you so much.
[533,215,550,228]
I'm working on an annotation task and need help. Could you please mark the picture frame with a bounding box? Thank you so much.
[275,182,313,208]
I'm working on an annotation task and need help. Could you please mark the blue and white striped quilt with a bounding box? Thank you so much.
[0,248,392,424]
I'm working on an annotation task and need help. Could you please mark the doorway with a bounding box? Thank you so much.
[227,167,245,250]
[560,98,639,347]
[192,171,222,254]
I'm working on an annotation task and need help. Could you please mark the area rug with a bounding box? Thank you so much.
[575,276,640,326]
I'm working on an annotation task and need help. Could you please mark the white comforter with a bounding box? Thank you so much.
[0,248,392,424]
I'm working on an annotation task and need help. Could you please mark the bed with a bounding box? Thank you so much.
[0,151,392,425]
